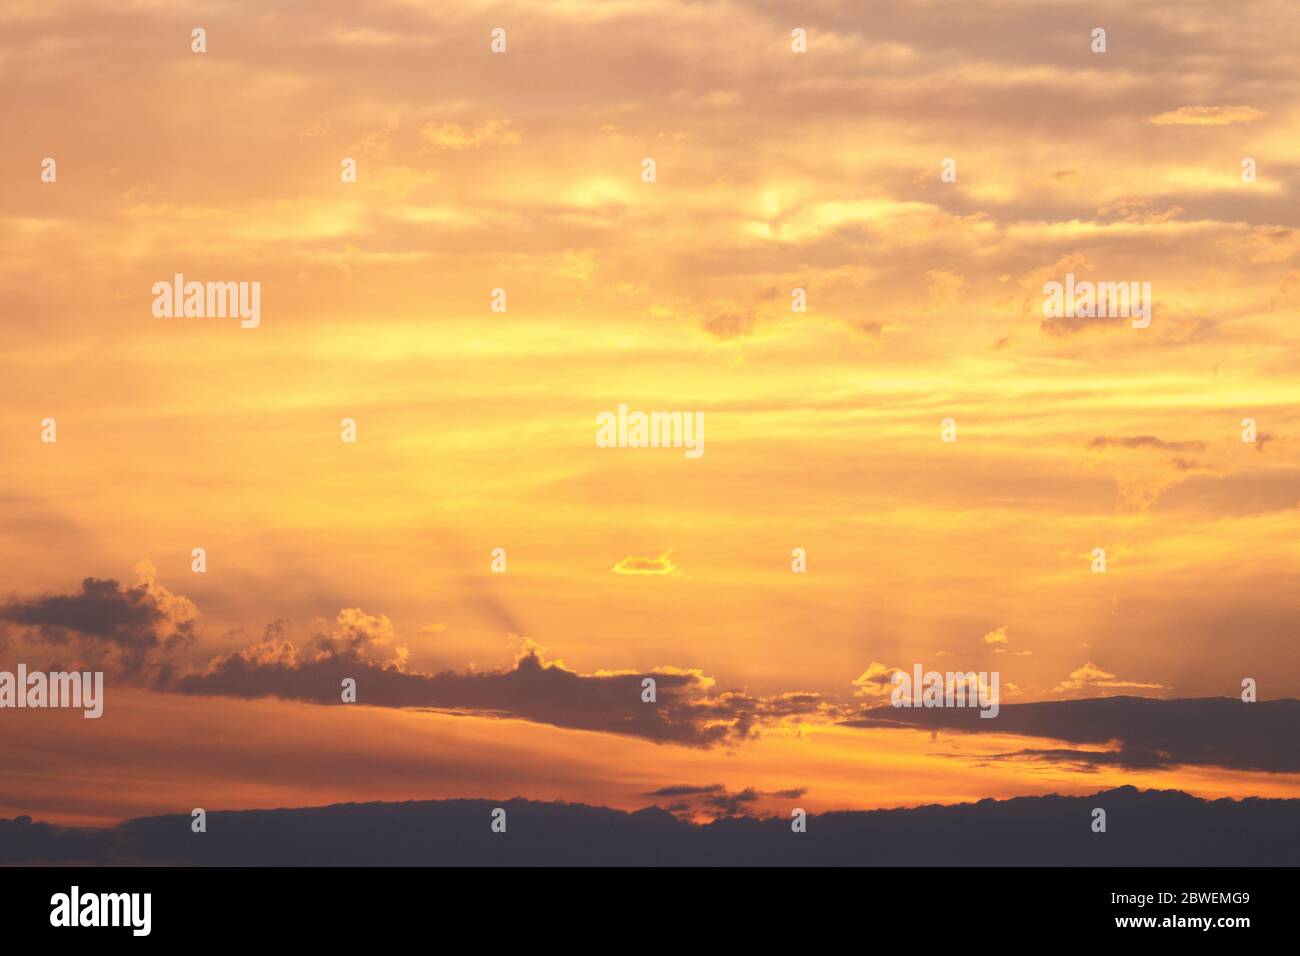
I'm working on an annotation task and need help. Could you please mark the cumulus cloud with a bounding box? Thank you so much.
[982,626,1008,645]
[851,661,902,699]
[0,560,196,675]
[983,625,1026,655]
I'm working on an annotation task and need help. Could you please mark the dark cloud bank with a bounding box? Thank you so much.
[3,787,1298,865]
[165,643,829,748]
[0,576,832,747]
[643,783,807,818]
[848,697,1300,773]
[3,577,1298,772]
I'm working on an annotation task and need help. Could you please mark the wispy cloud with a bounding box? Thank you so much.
[612,550,679,576]
[1148,105,1265,126]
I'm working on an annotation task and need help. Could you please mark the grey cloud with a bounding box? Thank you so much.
[0,575,196,674]
[846,696,1300,773]
[1088,435,1207,452]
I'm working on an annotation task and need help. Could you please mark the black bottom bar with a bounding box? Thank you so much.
[0,866,1283,942]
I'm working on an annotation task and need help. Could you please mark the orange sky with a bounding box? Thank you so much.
[1,0,1298,827]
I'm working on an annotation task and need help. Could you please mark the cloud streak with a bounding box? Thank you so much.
[847,696,1300,773]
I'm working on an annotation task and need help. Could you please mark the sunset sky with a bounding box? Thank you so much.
[1,0,1298,829]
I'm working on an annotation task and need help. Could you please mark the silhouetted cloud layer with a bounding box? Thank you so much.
[0,575,832,747]
[163,617,831,746]
[169,644,798,747]
[4,787,1298,865]
[847,696,1300,773]
[2,576,1294,767]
